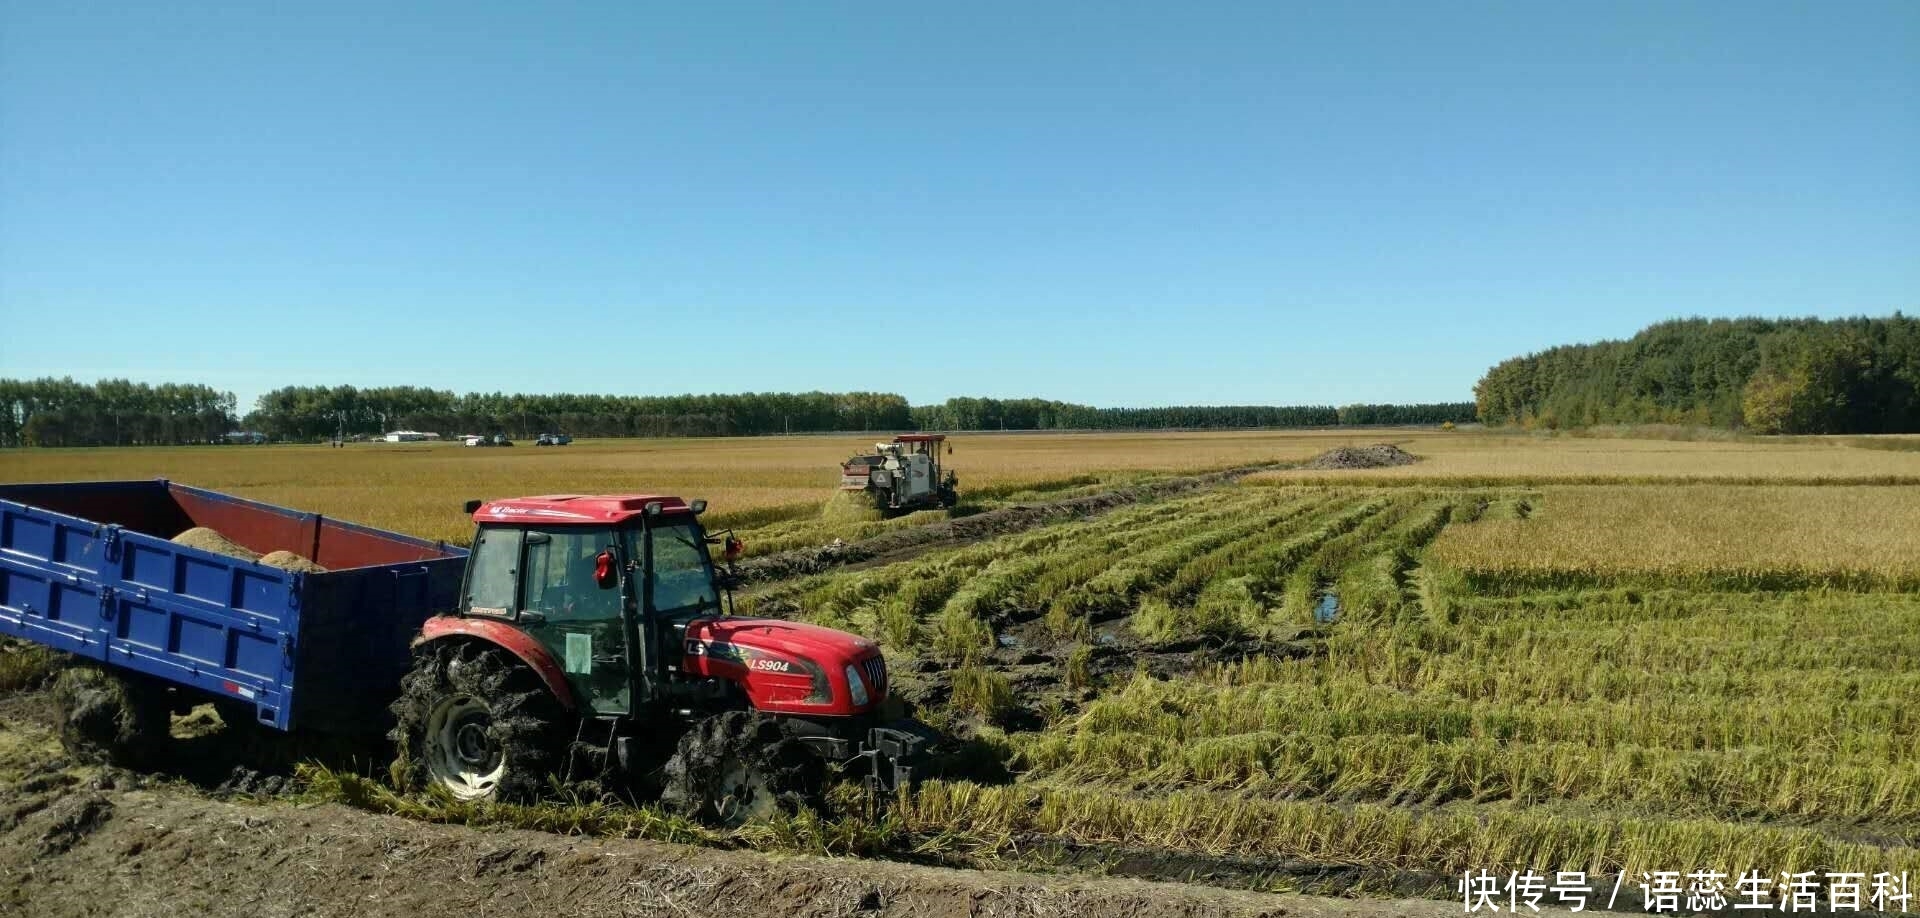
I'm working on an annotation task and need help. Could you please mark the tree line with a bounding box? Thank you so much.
[907,398,1475,431]
[245,386,915,441]
[0,378,237,448]
[1474,315,1920,433]
[1,378,1474,447]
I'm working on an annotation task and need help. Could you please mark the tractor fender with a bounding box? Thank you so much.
[413,616,578,712]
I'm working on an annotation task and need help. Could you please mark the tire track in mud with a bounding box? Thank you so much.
[0,778,1493,918]
[734,464,1288,587]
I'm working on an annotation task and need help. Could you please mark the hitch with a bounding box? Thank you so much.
[853,722,932,796]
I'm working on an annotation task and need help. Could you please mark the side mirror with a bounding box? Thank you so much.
[594,549,618,589]
[723,536,744,561]
[463,499,483,514]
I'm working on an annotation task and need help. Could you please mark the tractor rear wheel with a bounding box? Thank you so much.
[49,665,170,768]
[659,710,826,827]
[390,642,567,803]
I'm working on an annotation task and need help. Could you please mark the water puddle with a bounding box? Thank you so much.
[1314,590,1342,624]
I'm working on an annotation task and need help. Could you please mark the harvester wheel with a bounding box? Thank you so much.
[49,665,170,768]
[659,710,826,828]
[390,642,567,803]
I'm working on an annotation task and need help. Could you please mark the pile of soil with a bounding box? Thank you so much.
[169,527,259,562]
[1301,444,1418,470]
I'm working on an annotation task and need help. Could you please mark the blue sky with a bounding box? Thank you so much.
[2,1,1915,411]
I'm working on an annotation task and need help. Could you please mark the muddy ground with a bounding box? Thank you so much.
[0,451,1504,918]
[0,791,1505,918]
[0,637,1447,918]
[0,733,1498,918]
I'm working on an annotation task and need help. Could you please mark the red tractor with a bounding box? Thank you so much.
[391,493,927,824]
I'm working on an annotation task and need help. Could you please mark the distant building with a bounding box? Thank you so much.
[223,431,268,444]
[383,430,439,443]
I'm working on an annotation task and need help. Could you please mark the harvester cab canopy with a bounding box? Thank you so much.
[892,434,945,455]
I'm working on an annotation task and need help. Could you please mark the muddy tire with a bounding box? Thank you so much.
[390,642,567,803]
[49,665,170,768]
[659,710,827,827]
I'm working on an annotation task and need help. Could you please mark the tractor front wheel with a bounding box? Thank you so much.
[659,711,826,827]
[49,665,170,768]
[390,643,567,803]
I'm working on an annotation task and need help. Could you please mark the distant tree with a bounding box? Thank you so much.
[1741,369,1804,434]
[1476,315,1920,434]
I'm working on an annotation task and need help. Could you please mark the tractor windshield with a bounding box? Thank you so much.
[629,519,720,618]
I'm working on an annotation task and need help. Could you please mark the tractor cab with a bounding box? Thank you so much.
[452,495,721,715]
[441,494,888,722]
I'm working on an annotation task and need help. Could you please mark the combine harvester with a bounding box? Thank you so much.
[839,434,960,514]
[0,480,926,824]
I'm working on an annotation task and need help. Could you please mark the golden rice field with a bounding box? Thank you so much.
[1251,431,1920,485]
[0,431,1341,544]
[1429,485,1920,590]
[6,429,1918,548]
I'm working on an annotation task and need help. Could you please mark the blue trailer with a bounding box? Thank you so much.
[0,480,467,749]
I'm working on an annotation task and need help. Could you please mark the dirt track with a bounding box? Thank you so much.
[0,682,1504,918]
[0,781,1510,918]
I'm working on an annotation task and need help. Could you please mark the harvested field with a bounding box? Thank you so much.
[736,464,1272,583]
[5,429,1920,914]
[738,479,1920,897]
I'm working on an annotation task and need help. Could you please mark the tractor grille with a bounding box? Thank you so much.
[861,655,888,699]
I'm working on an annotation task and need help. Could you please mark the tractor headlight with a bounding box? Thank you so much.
[844,664,869,707]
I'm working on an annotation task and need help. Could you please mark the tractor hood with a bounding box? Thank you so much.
[681,617,886,717]
[688,617,879,665]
